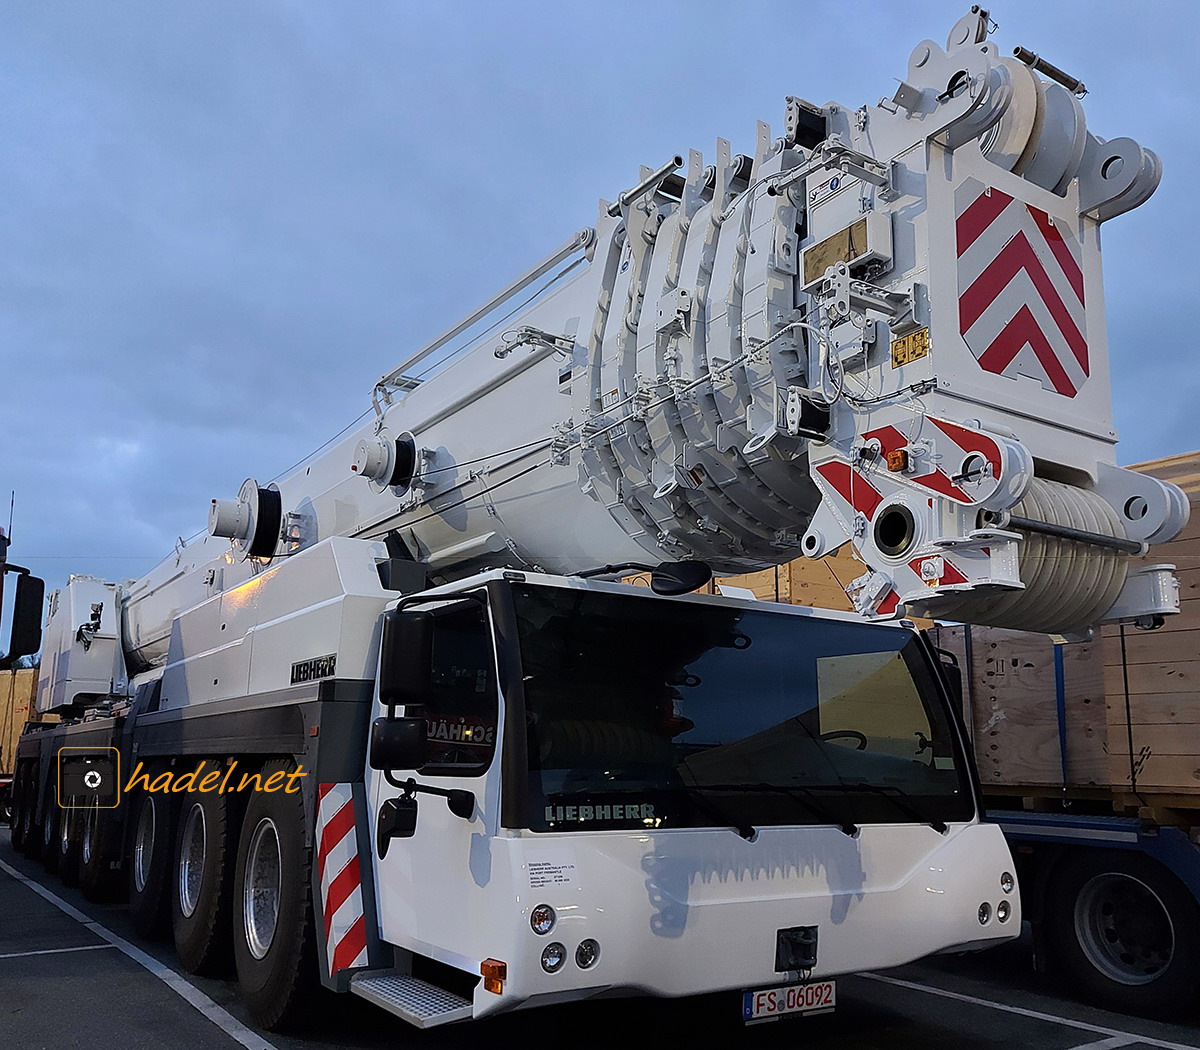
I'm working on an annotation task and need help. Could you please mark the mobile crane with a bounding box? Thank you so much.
[9,7,1189,1033]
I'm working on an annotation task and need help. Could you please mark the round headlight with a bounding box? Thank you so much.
[1000,871,1015,894]
[541,942,566,973]
[530,904,556,936]
[575,939,600,969]
[997,900,1011,923]
[978,902,992,925]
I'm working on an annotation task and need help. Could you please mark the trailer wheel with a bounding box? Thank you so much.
[58,800,83,888]
[9,764,28,851]
[41,797,61,873]
[1046,850,1200,1016]
[172,788,236,975]
[21,766,43,860]
[127,792,177,938]
[233,759,318,1030]
[79,802,118,902]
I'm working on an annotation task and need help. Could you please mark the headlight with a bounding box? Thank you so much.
[530,904,556,936]
[575,939,600,969]
[1000,871,1015,894]
[997,900,1011,923]
[978,902,992,924]
[541,942,567,973]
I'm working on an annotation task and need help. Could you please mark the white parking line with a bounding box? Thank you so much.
[0,943,118,960]
[861,973,1198,1050]
[0,857,279,1050]
[1066,1036,1140,1050]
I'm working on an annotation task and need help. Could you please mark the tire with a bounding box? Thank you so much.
[233,759,319,1030]
[58,801,83,888]
[22,768,43,860]
[172,787,237,975]
[127,792,178,938]
[79,802,119,902]
[40,797,61,874]
[9,765,27,851]
[1046,850,1200,1017]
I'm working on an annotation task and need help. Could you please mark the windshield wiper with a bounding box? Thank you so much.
[819,782,949,834]
[680,782,858,838]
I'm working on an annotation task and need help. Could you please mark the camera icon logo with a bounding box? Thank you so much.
[57,747,121,809]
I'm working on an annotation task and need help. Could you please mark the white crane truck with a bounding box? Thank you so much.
[8,8,1190,1034]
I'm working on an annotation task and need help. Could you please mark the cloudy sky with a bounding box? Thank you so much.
[2,0,1197,629]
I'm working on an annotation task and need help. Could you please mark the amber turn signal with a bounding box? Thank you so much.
[481,958,507,993]
[886,449,909,472]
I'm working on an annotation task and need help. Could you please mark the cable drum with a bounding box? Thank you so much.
[913,478,1129,635]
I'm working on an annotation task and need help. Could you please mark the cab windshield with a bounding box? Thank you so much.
[511,583,973,833]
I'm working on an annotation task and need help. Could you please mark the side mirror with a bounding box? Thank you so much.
[379,608,434,709]
[651,560,712,596]
[370,715,428,771]
[8,574,44,661]
[377,796,418,857]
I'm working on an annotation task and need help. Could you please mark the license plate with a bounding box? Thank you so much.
[742,979,836,1021]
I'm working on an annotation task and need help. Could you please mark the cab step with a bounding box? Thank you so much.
[348,972,473,1028]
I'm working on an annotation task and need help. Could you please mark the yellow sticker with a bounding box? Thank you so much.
[891,327,930,369]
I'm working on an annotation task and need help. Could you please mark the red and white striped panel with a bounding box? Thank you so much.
[316,782,367,976]
[955,180,1088,398]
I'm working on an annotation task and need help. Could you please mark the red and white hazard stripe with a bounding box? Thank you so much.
[316,782,367,976]
[955,180,1087,398]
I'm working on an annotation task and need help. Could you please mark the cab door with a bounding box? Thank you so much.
[366,595,506,963]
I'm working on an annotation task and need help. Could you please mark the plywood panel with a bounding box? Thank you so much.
[956,627,1109,788]
[1106,627,1200,666]
[1105,754,1200,794]
[1,670,41,775]
[1104,691,1200,724]
[1101,660,1200,697]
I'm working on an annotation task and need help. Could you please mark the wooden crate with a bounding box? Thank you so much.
[1,669,44,776]
[719,546,860,612]
[1097,449,1200,797]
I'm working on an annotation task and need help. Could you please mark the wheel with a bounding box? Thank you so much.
[58,800,83,888]
[127,791,178,938]
[79,802,119,901]
[172,787,237,975]
[40,797,61,873]
[233,758,319,1030]
[9,765,27,851]
[21,767,43,860]
[820,729,869,750]
[1046,850,1200,1016]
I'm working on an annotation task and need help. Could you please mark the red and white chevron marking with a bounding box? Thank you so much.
[956,180,1087,398]
[316,782,367,976]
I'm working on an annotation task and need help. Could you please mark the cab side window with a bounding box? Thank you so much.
[421,601,499,775]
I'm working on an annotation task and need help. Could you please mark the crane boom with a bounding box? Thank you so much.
[104,7,1186,677]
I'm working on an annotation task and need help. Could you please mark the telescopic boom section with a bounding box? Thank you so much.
[127,6,1186,671]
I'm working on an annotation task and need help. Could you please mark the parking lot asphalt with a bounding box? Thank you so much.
[2,831,1199,1050]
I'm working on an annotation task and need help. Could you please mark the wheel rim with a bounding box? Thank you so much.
[44,804,55,846]
[243,817,282,960]
[134,797,156,894]
[82,805,99,865]
[179,803,207,918]
[1074,872,1175,984]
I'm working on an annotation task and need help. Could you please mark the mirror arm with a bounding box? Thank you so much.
[386,775,476,821]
